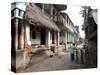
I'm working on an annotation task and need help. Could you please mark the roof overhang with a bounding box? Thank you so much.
[25,4,60,31]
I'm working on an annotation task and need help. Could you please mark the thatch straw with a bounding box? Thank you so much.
[25,4,60,31]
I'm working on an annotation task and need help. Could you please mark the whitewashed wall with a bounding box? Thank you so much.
[25,25,31,45]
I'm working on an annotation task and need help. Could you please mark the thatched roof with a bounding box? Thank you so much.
[25,4,60,31]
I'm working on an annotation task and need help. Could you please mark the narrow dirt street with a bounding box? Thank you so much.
[19,51,89,73]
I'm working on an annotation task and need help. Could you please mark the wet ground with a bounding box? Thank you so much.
[18,51,93,73]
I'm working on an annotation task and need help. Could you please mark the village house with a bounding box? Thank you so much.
[11,2,67,71]
[56,12,79,50]
[25,3,67,53]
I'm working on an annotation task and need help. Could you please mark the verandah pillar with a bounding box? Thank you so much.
[48,30,51,47]
[14,18,19,50]
[24,23,31,68]
[19,20,24,49]
[57,32,60,46]
[25,24,31,46]
[54,32,57,44]
[13,19,25,50]
[65,32,68,50]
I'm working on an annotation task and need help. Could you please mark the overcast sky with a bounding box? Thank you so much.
[63,5,85,38]
[13,0,97,39]
[63,4,97,38]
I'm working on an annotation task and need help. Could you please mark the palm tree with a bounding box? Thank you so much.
[80,6,90,29]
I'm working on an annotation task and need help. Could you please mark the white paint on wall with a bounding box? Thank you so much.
[46,30,53,47]
[25,25,31,45]
[48,31,51,46]
[50,32,53,45]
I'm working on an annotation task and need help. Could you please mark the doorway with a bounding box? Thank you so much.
[41,28,46,45]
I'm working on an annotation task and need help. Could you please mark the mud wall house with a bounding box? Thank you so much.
[82,7,97,67]
[32,3,67,53]
[64,13,77,49]
[57,12,77,50]
[28,3,67,48]
[11,2,67,72]
[25,3,61,48]
[46,4,68,51]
